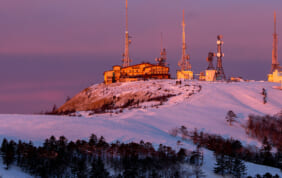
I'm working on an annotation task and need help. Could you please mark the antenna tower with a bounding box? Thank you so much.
[271,11,280,72]
[206,52,215,70]
[122,0,132,67]
[215,35,226,80]
[156,32,167,66]
[178,10,191,71]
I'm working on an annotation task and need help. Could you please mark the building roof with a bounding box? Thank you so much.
[121,62,153,69]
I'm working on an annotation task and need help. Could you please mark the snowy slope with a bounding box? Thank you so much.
[58,79,201,113]
[0,158,32,178]
[0,80,281,177]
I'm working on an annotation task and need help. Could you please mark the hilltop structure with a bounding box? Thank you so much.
[268,11,282,83]
[104,64,170,84]
[177,10,193,80]
[215,35,226,80]
[103,0,170,85]
[122,0,132,68]
[155,33,167,67]
[205,52,217,81]
[203,35,226,81]
[104,3,282,84]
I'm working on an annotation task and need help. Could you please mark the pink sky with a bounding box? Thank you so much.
[0,0,281,113]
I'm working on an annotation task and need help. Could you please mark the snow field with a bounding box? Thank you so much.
[0,80,281,177]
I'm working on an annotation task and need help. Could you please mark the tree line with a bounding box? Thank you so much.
[246,113,282,151]
[169,125,282,176]
[1,134,205,178]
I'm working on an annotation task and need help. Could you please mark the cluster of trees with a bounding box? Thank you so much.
[1,134,204,177]
[190,129,248,177]
[246,114,282,151]
[170,125,282,170]
[248,173,281,178]
[214,153,246,177]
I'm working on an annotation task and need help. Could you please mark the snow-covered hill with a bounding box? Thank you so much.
[0,80,281,177]
[57,80,201,113]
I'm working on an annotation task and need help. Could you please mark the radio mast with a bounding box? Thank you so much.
[271,11,279,72]
[178,10,191,71]
[215,35,226,80]
[122,0,132,67]
[156,33,167,66]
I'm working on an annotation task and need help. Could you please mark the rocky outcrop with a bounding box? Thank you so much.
[57,80,200,114]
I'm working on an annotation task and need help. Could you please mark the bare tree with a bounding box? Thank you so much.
[226,110,237,126]
[169,127,178,137]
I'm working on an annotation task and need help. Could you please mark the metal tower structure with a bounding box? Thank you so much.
[271,11,280,72]
[122,0,132,67]
[206,52,215,70]
[215,35,226,80]
[156,33,167,66]
[178,10,191,71]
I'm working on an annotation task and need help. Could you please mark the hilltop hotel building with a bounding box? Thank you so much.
[104,63,170,85]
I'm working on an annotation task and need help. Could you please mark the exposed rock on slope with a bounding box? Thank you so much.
[57,80,201,114]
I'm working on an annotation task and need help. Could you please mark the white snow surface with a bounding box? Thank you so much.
[0,80,281,177]
[0,159,32,178]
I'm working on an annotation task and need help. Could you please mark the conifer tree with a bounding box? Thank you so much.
[232,157,246,178]
[76,156,88,178]
[1,138,8,153]
[260,137,273,165]
[3,140,16,169]
[177,148,186,162]
[214,154,226,176]
[90,157,109,178]
[89,134,98,146]
[52,104,57,114]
